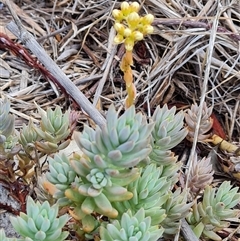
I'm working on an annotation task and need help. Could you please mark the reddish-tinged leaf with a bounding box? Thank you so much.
[211,113,226,139]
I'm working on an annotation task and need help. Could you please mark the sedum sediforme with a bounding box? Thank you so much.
[10,196,69,241]
[34,105,71,153]
[42,103,193,238]
[187,181,240,240]
[113,164,169,226]
[45,153,77,206]
[0,97,19,160]
[150,104,188,165]
[74,104,154,168]
[68,152,139,218]
[17,120,41,178]
[161,188,192,235]
[19,119,40,154]
[100,208,164,241]
[62,105,153,230]
[0,97,15,145]
[187,155,214,196]
[185,102,213,142]
[44,105,154,232]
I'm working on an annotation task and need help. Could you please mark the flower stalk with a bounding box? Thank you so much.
[112,1,154,108]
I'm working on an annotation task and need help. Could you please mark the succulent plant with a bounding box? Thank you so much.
[160,161,182,186]
[19,119,40,153]
[99,208,164,241]
[0,97,19,160]
[43,105,156,231]
[186,181,240,240]
[161,188,192,235]
[10,196,69,241]
[185,102,213,142]
[15,119,41,179]
[45,153,77,206]
[67,153,139,218]
[149,104,188,165]
[34,105,71,153]
[74,104,154,168]
[187,155,214,196]
[113,164,169,226]
[0,97,15,143]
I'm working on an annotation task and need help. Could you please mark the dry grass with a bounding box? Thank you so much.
[1,0,239,135]
[0,0,240,240]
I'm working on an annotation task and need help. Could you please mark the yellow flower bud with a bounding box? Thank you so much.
[141,14,154,25]
[124,38,135,51]
[143,25,154,35]
[112,9,123,21]
[130,2,140,13]
[121,2,130,15]
[114,23,125,35]
[124,28,132,37]
[114,34,124,44]
[127,12,140,29]
[132,31,143,41]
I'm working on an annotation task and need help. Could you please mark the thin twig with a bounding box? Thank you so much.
[153,18,240,42]
[181,4,221,241]
[93,27,117,106]
[180,219,199,241]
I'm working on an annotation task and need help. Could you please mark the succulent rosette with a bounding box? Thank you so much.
[10,196,69,241]
[0,97,15,142]
[185,102,213,142]
[19,119,40,153]
[45,153,77,206]
[150,104,188,165]
[74,104,154,168]
[187,181,240,240]
[0,97,19,160]
[68,153,139,218]
[100,208,164,241]
[187,155,214,195]
[161,189,192,235]
[160,161,182,186]
[34,105,70,153]
[113,164,169,225]
[0,229,21,241]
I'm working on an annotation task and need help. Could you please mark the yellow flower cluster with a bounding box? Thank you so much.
[112,2,154,51]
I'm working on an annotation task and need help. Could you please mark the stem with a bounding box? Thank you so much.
[120,50,136,108]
